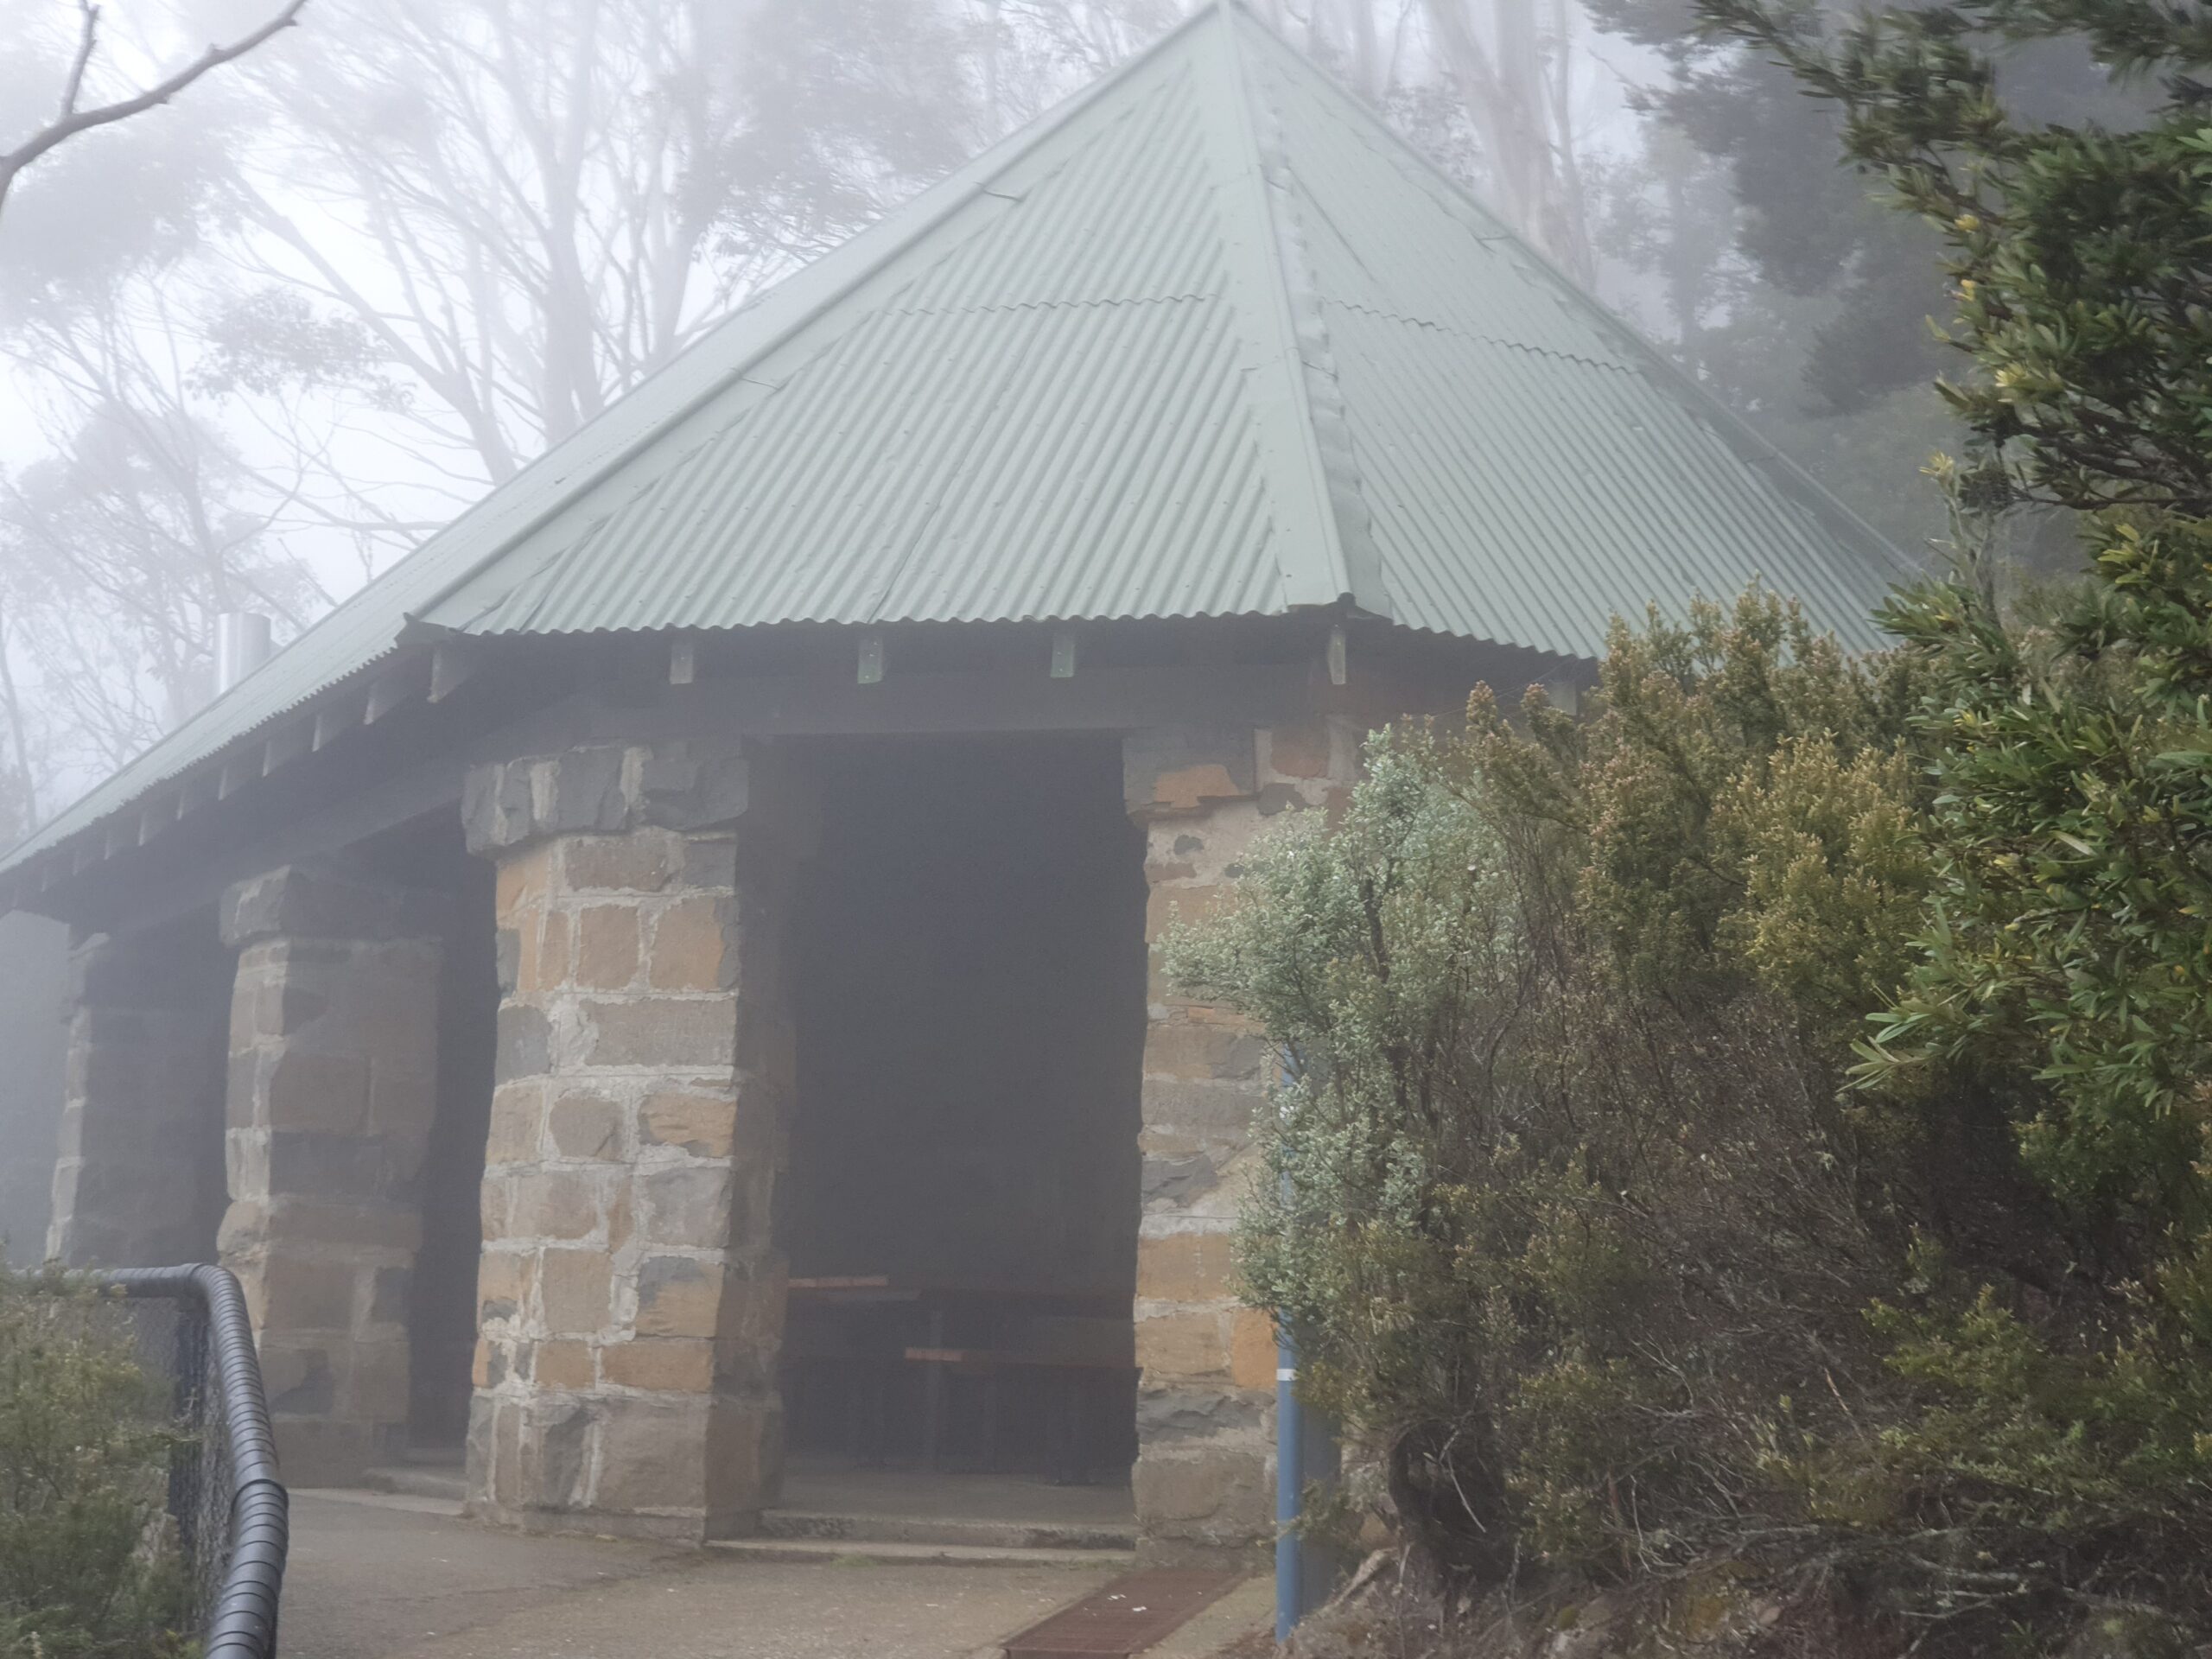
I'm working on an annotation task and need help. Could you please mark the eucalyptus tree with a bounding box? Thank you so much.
[0,0,304,221]
[207,0,993,487]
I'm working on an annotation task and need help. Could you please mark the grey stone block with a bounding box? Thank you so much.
[495,1006,552,1084]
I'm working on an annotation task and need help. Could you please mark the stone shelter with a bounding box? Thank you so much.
[0,3,1904,1557]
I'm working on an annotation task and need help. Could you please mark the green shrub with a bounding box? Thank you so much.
[1166,597,1927,1580]
[0,1265,193,1659]
[1173,0,2212,1639]
[1168,583,2212,1649]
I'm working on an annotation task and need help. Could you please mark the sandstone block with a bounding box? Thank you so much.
[220,865,444,948]
[496,1005,552,1084]
[1141,1153,1218,1206]
[485,1082,547,1166]
[547,1090,624,1160]
[525,910,569,995]
[1228,1308,1276,1390]
[323,950,441,1046]
[575,906,640,990]
[494,842,551,923]
[534,1339,595,1391]
[258,1339,334,1413]
[1137,1233,1236,1302]
[260,1255,358,1332]
[601,1337,713,1393]
[639,1166,733,1249]
[1135,1383,1268,1443]
[1142,1023,1268,1083]
[480,1173,513,1241]
[639,1090,739,1159]
[704,1397,783,1526]
[1133,1444,1272,1536]
[519,1397,593,1510]
[562,831,679,894]
[594,1395,711,1513]
[345,1337,412,1420]
[1135,1311,1230,1381]
[607,1180,634,1252]
[637,743,755,833]
[476,1249,534,1325]
[538,1249,614,1334]
[635,1255,725,1338]
[263,1196,423,1253]
[679,836,739,891]
[507,1168,606,1242]
[646,898,734,992]
[216,1198,268,1260]
[582,998,735,1070]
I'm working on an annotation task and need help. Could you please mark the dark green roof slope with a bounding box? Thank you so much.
[3,1,1908,878]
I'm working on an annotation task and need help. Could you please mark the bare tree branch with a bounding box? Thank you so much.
[0,0,309,221]
[56,0,102,125]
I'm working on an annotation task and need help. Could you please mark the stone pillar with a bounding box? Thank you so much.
[48,929,225,1267]
[219,866,445,1486]
[1123,720,1354,1560]
[461,739,804,1542]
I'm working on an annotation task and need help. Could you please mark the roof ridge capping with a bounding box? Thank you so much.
[1213,0,1391,621]
[1215,0,1913,594]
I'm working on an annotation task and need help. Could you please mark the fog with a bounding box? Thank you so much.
[0,0,2093,841]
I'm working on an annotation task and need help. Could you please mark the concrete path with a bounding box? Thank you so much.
[282,1490,1133,1659]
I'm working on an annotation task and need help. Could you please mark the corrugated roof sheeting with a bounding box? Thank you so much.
[1236,19,1906,652]
[474,296,1292,632]
[897,58,1220,312]
[1244,40,1637,371]
[4,2,1911,880]
[1323,306,1895,654]
[459,34,1323,637]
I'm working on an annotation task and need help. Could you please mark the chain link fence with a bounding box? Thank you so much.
[100,1265,289,1659]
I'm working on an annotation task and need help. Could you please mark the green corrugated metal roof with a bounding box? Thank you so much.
[3,0,1909,879]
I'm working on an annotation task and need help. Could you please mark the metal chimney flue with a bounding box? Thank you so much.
[215,613,273,694]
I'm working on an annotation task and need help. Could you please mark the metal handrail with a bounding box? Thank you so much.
[99,1264,289,1659]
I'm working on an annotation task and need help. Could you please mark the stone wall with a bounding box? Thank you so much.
[0,912,67,1265]
[48,924,228,1268]
[1123,719,1356,1559]
[462,739,804,1541]
[219,866,446,1485]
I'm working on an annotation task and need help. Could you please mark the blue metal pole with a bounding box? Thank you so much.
[1275,1319,1303,1643]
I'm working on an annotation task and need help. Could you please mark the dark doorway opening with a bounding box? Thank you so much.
[781,734,1146,1530]
[410,852,496,1452]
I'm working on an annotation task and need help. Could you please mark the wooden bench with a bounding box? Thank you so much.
[784,1280,1134,1473]
[903,1317,1136,1479]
